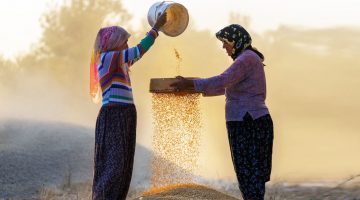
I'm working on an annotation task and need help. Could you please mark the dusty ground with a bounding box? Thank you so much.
[2,119,360,200]
[0,119,94,198]
[265,184,360,200]
[36,182,360,200]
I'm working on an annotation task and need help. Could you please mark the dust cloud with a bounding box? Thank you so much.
[0,0,360,184]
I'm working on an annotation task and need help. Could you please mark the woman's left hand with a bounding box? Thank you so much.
[153,12,167,31]
[170,76,194,91]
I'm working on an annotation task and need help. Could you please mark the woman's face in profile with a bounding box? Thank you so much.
[222,41,233,57]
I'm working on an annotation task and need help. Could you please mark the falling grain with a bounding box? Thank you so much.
[174,48,182,75]
[150,93,201,189]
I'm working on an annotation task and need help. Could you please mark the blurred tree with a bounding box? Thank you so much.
[0,56,17,88]
[17,0,131,95]
[229,13,251,28]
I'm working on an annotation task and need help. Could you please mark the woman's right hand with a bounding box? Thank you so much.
[153,12,167,31]
[170,76,195,91]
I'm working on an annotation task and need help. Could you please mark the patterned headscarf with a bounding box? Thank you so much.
[90,26,130,103]
[216,24,252,60]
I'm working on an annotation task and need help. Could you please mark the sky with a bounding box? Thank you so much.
[0,0,359,59]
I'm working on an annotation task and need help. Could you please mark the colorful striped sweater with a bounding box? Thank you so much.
[97,29,158,106]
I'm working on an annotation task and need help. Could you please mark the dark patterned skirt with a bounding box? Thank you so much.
[92,104,137,200]
[226,112,273,200]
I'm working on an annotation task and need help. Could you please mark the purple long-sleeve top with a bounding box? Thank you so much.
[194,49,269,121]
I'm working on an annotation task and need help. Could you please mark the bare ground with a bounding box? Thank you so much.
[2,119,360,200]
[34,181,360,200]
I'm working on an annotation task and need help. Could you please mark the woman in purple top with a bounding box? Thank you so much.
[172,24,274,200]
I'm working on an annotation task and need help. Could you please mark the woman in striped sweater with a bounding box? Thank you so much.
[90,13,167,200]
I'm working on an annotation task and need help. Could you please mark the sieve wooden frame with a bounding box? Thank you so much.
[149,78,200,94]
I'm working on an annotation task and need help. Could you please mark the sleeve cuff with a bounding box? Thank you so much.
[150,28,159,37]
[194,79,205,92]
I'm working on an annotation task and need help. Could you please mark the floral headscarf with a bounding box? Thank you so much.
[216,24,252,60]
[90,26,130,103]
